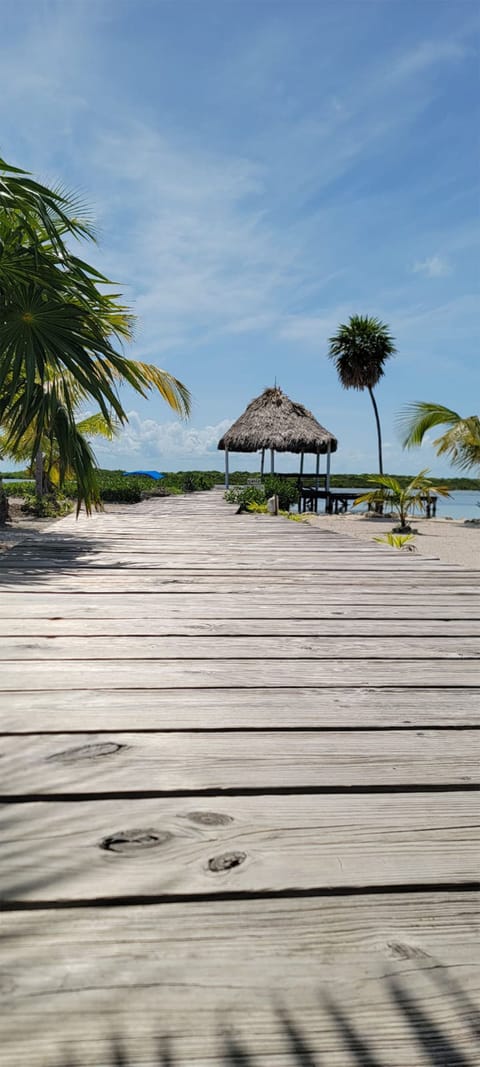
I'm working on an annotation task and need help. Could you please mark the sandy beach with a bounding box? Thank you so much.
[0,498,58,555]
[305,511,480,569]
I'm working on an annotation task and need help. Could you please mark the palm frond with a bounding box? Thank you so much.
[398,402,480,472]
[76,413,119,440]
[328,315,396,391]
[0,156,191,507]
[398,402,462,448]
[0,156,95,249]
[134,362,191,418]
[108,360,191,418]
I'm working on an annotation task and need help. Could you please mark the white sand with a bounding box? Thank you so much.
[304,513,480,569]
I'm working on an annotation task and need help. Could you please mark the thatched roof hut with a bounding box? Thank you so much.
[218,387,337,455]
[218,387,338,487]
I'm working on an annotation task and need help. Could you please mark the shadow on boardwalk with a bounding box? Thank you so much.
[0,526,116,595]
[54,969,479,1066]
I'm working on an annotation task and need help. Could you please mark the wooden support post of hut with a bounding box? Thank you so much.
[218,387,337,512]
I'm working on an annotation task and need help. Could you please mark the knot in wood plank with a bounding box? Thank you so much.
[99,828,173,854]
[208,851,247,872]
[46,742,125,763]
[183,811,234,826]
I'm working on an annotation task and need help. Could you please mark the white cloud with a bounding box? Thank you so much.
[95,413,232,462]
[413,255,451,278]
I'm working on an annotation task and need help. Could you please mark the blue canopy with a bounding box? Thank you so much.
[123,470,164,480]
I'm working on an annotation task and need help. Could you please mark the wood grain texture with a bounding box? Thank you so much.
[1,490,479,1067]
[1,615,479,637]
[1,894,479,1065]
[1,572,477,594]
[3,685,480,732]
[1,730,479,794]
[0,592,479,617]
[1,549,474,570]
[1,656,478,689]
[2,793,479,902]
[1,633,478,659]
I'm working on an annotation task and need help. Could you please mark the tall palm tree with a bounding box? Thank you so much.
[0,158,190,517]
[327,315,397,474]
[399,402,480,473]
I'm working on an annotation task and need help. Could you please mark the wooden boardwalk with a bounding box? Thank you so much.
[0,488,479,1066]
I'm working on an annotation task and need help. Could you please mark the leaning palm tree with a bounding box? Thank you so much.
[0,157,190,517]
[327,315,397,474]
[398,402,480,473]
[0,389,120,501]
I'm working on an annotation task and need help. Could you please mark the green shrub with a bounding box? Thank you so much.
[163,471,217,493]
[0,469,30,479]
[3,481,34,498]
[263,475,298,511]
[224,485,265,508]
[21,492,73,518]
[58,469,219,505]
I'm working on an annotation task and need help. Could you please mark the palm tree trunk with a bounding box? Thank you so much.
[368,386,383,475]
[0,477,9,524]
[35,449,45,498]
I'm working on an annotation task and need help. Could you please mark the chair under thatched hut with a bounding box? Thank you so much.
[218,386,338,488]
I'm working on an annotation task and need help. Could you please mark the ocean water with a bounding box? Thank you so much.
[338,489,480,521]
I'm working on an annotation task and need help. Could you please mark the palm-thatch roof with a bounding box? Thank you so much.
[218,387,338,454]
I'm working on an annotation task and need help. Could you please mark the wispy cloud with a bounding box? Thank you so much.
[88,121,302,356]
[413,255,451,278]
[387,39,467,83]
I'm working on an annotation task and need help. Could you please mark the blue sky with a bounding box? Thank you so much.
[1,0,478,474]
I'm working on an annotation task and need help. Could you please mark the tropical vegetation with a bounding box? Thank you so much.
[373,532,416,551]
[0,156,190,522]
[354,470,450,532]
[328,315,396,475]
[224,475,298,512]
[399,402,480,473]
[3,469,218,508]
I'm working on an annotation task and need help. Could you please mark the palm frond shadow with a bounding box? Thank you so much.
[0,528,125,585]
[49,974,477,1067]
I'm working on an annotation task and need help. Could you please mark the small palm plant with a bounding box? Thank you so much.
[374,532,416,551]
[355,469,450,532]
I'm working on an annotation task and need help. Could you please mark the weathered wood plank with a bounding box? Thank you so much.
[2,794,478,902]
[0,593,478,618]
[1,571,477,593]
[2,729,479,794]
[1,634,478,660]
[3,686,479,731]
[2,492,479,1067]
[1,616,479,637]
[1,894,479,1065]
[1,548,474,571]
[1,657,478,689]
